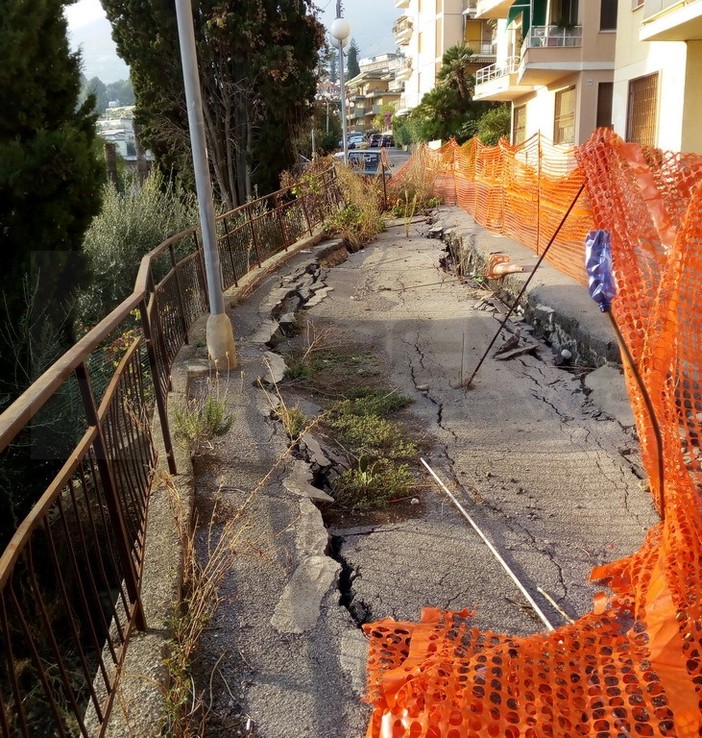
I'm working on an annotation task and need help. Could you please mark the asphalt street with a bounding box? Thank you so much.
[188,218,659,737]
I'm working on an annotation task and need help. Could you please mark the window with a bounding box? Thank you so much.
[627,73,658,147]
[435,18,443,56]
[600,0,617,30]
[552,0,578,25]
[513,105,527,145]
[596,82,613,129]
[632,0,643,9]
[554,86,576,144]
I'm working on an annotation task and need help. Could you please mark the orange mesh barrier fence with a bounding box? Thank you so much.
[391,133,592,284]
[363,127,702,737]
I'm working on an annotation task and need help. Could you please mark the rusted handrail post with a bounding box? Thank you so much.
[300,192,314,236]
[221,214,239,287]
[246,203,262,268]
[75,362,146,631]
[139,298,177,475]
[169,242,190,344]
[273,193,289,250]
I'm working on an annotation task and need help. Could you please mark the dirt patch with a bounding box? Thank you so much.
[272,319,434,528]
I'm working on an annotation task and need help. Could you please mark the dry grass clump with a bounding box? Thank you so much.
[324,164,385,250]
[173,380,232,455]
[387,146,442,216]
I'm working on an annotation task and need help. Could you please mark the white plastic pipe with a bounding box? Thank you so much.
[420,457,555,630]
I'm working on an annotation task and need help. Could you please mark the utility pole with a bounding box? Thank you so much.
[174,0,237,369]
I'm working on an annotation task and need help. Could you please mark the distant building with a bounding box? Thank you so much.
[393,0,497,114]
[96,106,154,167]
[613,0,702,152]
[346,54,404,133]
[472,0,617,146]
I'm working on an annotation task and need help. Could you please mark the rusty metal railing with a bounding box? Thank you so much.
[0,166,342,737]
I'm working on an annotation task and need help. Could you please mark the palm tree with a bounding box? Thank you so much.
[437,43,476,103]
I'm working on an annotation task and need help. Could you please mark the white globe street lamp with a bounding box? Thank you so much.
[331,17,351,164]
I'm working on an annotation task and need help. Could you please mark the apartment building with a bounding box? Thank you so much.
[614,0,702,152]
[346,55,403,133]
[393,0,497,113]
[473,1,618,146]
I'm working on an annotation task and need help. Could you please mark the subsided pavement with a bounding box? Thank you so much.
[111,207,659,737]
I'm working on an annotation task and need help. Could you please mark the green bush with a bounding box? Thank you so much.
[173,393,233,455]
[77,170,199,327]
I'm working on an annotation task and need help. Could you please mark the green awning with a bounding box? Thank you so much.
[506,0,547,37]
[507,1,530,27]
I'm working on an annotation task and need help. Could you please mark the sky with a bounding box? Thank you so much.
[65,0,399,82]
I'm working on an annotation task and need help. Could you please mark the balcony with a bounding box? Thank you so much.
[394,59,413,82]
[395,0,410,8]
[640,0,702,41]
[393,16,413,45]
[463,0,478,18]
[475,0,515,19]
[474,56,533,100]
[471,40,497,57]
[517,25,583,85]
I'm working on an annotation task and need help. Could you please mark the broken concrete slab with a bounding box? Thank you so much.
[261,351,287,385]
[283,460,335,502]
[584,364,635,427]
[270,555,341,634]
[301,432,331,468]
[305,287,331,307]
[250,319,280,345]
[296,498,330,557]
[340,629,370,697]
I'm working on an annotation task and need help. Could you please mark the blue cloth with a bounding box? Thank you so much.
[585,230,617,313]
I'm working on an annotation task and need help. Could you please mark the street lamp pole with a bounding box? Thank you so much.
[174,0,236,368]
[331,18,351,165]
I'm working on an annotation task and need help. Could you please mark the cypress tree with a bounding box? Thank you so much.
[346,39,360,79]
[0,0,103,400]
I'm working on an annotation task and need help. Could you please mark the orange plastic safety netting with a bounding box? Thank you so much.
[363,128,702,737]
[390,134,592,285]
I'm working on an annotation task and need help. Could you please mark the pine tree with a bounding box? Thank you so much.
[0,0,103,400]
[347,39,361,79]
[103,0,324,207]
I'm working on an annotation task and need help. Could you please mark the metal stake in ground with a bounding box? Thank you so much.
[460,182,586,389]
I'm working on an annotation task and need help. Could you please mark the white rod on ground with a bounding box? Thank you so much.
[420,457,555,631]
[537,586,575,624]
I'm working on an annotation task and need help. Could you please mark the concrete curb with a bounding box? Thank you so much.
[430,207,620,368]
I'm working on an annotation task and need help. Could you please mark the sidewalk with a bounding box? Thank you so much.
[113,209,656,737]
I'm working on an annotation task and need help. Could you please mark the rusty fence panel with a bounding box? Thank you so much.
[0,167,341,736]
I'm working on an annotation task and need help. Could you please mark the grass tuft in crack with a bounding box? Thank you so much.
[173,381,232,455]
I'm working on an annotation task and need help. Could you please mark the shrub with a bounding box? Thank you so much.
[324,164,384,249]
[332,459,414,510]
[173,392,233,455]
[77,170,199,327]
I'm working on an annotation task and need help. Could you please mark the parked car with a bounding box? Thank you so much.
[380,134,395,148]
[334,150,391,178]
[368,133,382,148]
[347,134,367,149]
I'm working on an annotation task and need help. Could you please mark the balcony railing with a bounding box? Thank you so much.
[475,56,519,85]
[471,40,497,55]
[521,24,583,53]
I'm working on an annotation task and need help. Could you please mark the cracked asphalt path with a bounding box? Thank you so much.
[189,220,658,737]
